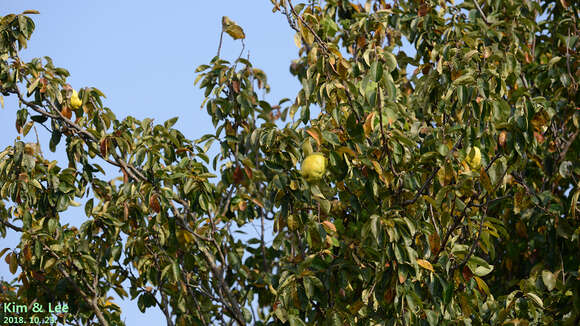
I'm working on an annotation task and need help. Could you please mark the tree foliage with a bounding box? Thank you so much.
[1,0,579,325]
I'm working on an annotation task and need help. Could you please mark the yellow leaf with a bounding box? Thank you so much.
[416,259,434,272]
[474,276,490,295]
[294,33,302,48]
[348,300,364,314]
[299,22,314,45]
[337,146,356,157]
[225,25,245,40]
[222,16,245,40]
[363,112,376,136]
[221,16,234,27]
[371,160,383,176]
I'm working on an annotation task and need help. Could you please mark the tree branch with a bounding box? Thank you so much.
[0,218,23,232]
[403,132,465,206]
[473,0,488,24]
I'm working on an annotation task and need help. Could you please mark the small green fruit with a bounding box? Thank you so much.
[301,153,326,182]
[70,89,82,109]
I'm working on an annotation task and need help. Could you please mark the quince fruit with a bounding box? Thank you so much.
[70,89,82,109]
[465,146,482,169]
[301,153,326,182]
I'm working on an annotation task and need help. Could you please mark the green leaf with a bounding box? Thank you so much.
[384,52,397,72]
[467,256,494,277]
[453,73,474,85]
[525,292,543,309]
[559,161,573,178]
[541,270,556,291]
[370,61,383,82]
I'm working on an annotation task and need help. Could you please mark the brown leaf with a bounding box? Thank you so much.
[533,131,545,144]
[100,137,109,157]
[23,245,32,261]
[243,164,253,180]
[384,288,395,303]
[232,80,240,93]
[149,193,160,213]
[418,4,430,16]
[462,266,473,281]
[15,120,22,134]
[356,36,367,49]
[233,166,244,184]
[31,271,45,281]
[516,220,528,238]
[498,131,507,147]
[524,52,533,64]
[123,202,129,220]
[61,105,72,119]
[18,172,29,183]
[306,128,321,148]
[429,232,441,254]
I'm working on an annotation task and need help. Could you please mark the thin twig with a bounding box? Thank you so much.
[217,31,224,57]
[403,132,465,206]
[451,200,488,274]
[287,0,329,54]
[44,246,110,326]
[558,129,579,163]
[472,0,489,24]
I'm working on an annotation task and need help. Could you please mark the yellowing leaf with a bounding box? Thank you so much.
[299,22,314,45]
[321,220,336,233]
[416,259,434,272]
[9,252,18,274]
[225,25,245,40]
[363,112,376,136]
[337,146,356,157]
[294,33,302,48]
[306,128,322,148]
[222,16,245,40]
[371,160,383,176]
[474,276,490,295]
[480,167,493,194]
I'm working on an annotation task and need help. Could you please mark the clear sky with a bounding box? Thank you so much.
[1,1,300,324]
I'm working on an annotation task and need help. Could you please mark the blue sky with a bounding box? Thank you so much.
[1,1,301,324]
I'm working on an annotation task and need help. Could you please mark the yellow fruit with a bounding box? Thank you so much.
[70,89,82,109]
[301,153,326,182]
[466,146,482,169]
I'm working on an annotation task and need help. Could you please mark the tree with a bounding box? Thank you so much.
[1,0,579,325]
